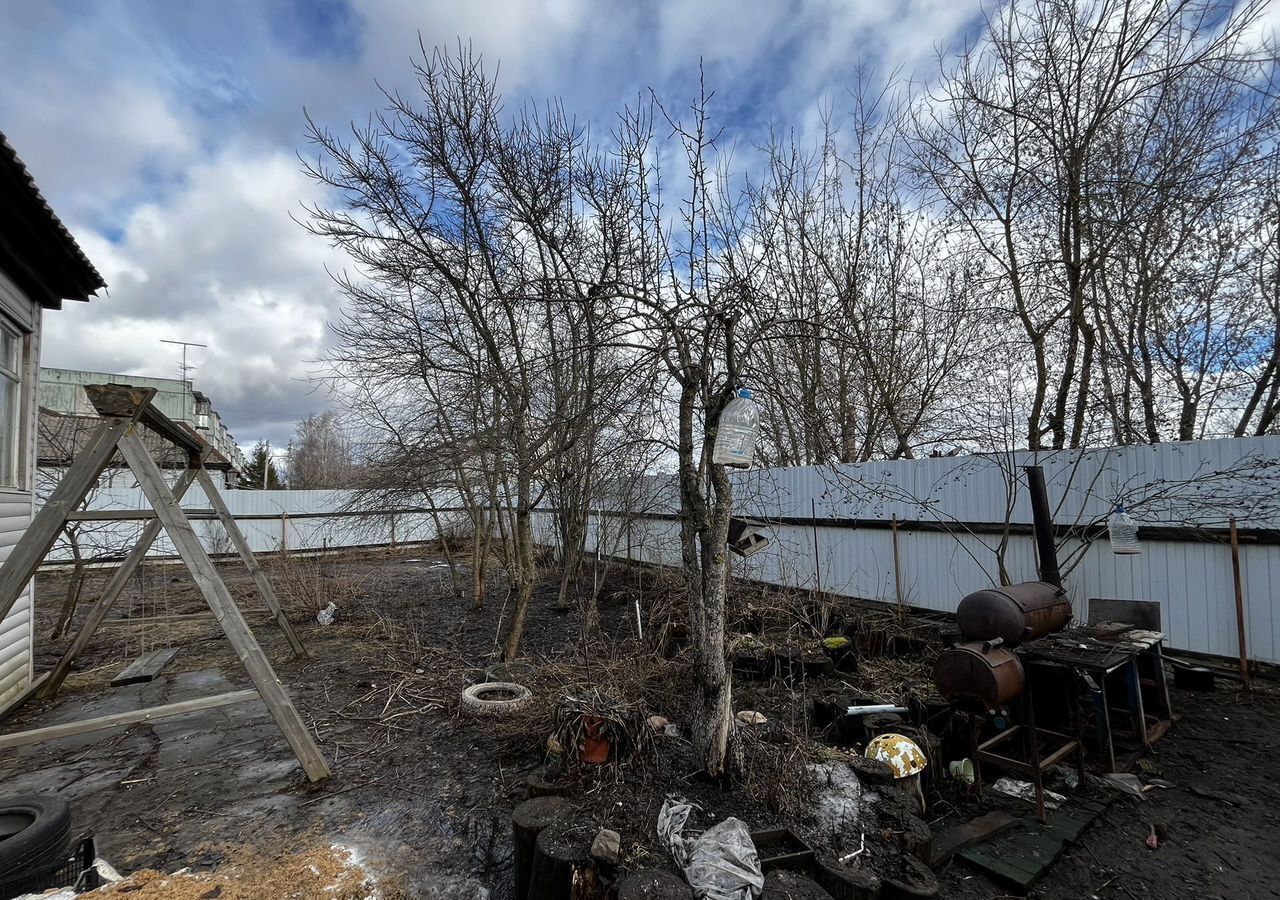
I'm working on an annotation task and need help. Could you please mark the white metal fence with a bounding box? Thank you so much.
[38,436,1280,664]
[549,438,1280,665]
[41,485,457,562]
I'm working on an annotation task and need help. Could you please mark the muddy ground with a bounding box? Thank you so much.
[2,546,1277,898]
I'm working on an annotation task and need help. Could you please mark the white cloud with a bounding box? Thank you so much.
[0,0,983,445]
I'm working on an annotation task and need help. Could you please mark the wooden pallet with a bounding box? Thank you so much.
[957,798,1110,890]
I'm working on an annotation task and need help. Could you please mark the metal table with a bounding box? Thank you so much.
[1018,627,1173,772]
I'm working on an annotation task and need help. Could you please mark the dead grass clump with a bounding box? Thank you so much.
[552,692,656,771]
[270,554,369,615]
[737,725,821,824]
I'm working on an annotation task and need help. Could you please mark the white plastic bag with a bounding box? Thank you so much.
[657,800,764,900]
[316,602,337,625]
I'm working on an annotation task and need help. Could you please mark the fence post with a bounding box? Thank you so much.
[892,514,905,614]
[390,513,397,549]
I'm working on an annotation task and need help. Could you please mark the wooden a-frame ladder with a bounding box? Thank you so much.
[0,384,329,781]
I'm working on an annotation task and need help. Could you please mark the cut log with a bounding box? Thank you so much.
[111,647,180,686]
[529,821,603,900]
[512,796,574,900]
[879,855,939,899]
[814,857,880,900]
[617,869,692,899]
[762,869,834,898]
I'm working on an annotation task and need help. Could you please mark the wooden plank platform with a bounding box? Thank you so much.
[111,647,180,686]
[930,811,1016,868]
[958,798,1110,889]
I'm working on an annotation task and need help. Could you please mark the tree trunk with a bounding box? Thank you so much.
[426,498,463,599]
[502,501,537,662]
[51,536,85,639]
[692,462,735,778]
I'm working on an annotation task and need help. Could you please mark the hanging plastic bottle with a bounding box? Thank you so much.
[712,388,761,468]
[1108,504,1141,555]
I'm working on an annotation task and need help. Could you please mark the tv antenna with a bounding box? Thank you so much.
[160,339,207,383]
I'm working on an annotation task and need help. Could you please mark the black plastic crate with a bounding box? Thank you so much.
[2,836,99,898]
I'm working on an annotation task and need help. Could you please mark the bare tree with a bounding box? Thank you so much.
[304,43,648,661]
[286,411,358,488]
[911,0,1279,449]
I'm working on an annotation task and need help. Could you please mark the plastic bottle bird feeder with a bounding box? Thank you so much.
[711,388,761,468]
[1109,505,1142,556]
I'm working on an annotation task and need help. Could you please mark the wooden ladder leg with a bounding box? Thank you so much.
[41,466,203,700]
[0,417,137,622]
[195,467,307,658]
[119,433,330,781]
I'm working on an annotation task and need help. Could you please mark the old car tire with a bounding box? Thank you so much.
[0,794,73,894]
[461,681,532,715]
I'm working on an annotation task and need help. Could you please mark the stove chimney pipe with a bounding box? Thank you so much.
[1023,465,1062,588]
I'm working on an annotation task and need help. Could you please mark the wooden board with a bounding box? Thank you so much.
[99,609,273,628]
[111,647,180,686]
[0,689,260,750]
[930,811,1016,868]
[958,799,1109,889]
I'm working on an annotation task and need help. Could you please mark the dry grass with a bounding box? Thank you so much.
[269,553,370,616]
[93,841,406,899]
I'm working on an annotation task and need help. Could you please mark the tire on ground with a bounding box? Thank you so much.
[0,794,73,894]
[461,681,533,715]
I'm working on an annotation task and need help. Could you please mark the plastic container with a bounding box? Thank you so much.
[712,388,760,468]
[1108,505,1141,555]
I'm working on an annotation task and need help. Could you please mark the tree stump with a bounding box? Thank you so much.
[814,857,881,900]
[762,869,835,899]
[879,855,939,899]
[512,796,574,900]
[529,821,604,900]
[618,868,692,899]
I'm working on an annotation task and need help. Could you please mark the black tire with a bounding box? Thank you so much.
[0,794,72,897]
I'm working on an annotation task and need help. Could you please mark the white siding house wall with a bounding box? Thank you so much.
[0,273,40,709]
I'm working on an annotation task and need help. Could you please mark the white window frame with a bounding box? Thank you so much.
[0,315,29,491]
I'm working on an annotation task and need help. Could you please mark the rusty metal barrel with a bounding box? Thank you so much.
[932,641,1025,711]
[956,581,1070,647]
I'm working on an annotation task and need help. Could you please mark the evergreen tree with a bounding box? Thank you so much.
[241,440,282,489]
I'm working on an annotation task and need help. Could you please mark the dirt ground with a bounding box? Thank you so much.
[2,546,1278,899]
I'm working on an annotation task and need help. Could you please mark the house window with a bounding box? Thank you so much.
[0,320,24,489]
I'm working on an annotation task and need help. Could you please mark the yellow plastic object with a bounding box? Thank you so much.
[865,733,928,779]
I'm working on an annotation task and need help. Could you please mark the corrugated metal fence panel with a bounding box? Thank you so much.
[29,437,1280,664]
[40,488,445,561]
[732,437,1280,528]
[565,515,1280,664]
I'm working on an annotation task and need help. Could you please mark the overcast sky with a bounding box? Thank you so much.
[0,0,984,451]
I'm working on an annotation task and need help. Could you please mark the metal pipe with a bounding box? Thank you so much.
[1023,465,1062,587]
[845,704,908,716]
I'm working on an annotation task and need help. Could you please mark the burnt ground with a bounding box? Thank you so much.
[1,546,1278,899]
